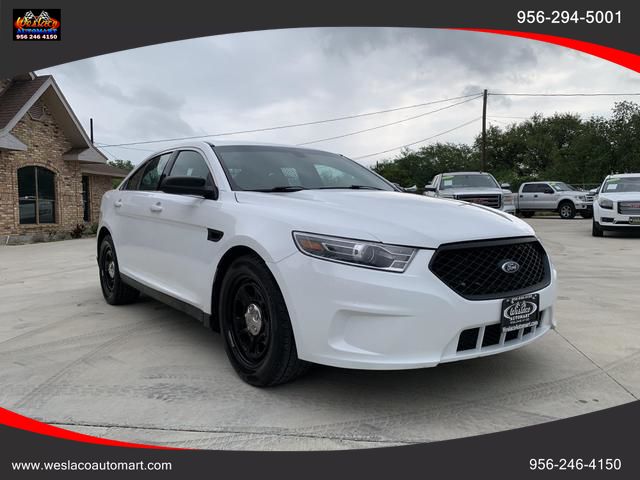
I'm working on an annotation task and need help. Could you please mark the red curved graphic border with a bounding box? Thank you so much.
[0,407,177,450]
[1,28,639,450]
[456,28,640,73]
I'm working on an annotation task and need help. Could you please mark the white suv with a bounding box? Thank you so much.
[593,173,640,236]
[98,142,557,386]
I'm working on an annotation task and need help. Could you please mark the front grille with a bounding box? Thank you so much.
[429,237,550,300]
[618,201,640,215]
[456,194,501,209]
[456,323,536,352]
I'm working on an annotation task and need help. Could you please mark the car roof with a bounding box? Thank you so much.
[441,171,492,176]
[606,173,640,179]
[522,181,565,184]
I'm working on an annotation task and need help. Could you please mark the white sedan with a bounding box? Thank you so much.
[593,173,640,236]
[98,141,557,386]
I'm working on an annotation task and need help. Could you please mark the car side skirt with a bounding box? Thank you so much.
[120,273,216,330]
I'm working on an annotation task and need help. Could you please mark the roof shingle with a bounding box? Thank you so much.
[0,76,50,131]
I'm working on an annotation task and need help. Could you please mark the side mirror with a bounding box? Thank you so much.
[589,188,599,195]
[160,176,218,200]
[423,185,437,192]
[404,185,418,193]
[500,183,511,190]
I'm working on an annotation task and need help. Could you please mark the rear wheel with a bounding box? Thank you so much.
[521,211,535,218]
[559,201,576,219]
[218,253,309,387]
[592,219,604,237]
[98,235,139,305]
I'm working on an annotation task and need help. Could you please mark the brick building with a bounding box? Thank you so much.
[0,72,127,239]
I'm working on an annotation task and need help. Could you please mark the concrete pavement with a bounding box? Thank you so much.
[0,218,638,450]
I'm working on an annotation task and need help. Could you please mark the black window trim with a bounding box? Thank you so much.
[164,148,217,190]
[121,151,176,191]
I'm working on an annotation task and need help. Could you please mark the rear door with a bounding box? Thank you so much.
[112,153,173,283]
[518,183,538,210]
[141,149,222,310]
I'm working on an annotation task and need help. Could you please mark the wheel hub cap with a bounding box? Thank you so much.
[244,303,262,336]
[107,261,115,278]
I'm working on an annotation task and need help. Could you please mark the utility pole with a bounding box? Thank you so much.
[90,118,94,144]
[481,89,487,171]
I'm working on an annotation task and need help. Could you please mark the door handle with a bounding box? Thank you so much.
[533,195,538,198]
[519,195,523,198]
[150,202,163,213]
[114,199,123,208]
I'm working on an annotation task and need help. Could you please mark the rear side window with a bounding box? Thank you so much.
[522,184,537,193]
[138,153,172,191]
[168,150,213,185]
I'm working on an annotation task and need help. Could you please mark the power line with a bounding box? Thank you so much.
[296,95,482,146]
[98,93,483,148]
[95,143,155,153]
[352,117,481,160]
[490,92,640,97]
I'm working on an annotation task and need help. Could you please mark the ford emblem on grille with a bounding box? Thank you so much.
[500,260,520,274]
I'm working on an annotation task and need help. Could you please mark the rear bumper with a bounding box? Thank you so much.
[270,249,557,370]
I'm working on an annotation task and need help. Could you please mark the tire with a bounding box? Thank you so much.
[579,210,593,219]
[521,211,535,218]
[592,219,604,237]
[98,235,139,305]
[218,253,309,387]
[558,201,576,219]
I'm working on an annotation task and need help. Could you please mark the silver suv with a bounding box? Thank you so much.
[424,172,515,213]
[516,181,593,219]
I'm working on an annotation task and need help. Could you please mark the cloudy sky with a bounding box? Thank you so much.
[39,28,640,166]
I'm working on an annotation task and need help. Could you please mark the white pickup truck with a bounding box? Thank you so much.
[516,181,594,219]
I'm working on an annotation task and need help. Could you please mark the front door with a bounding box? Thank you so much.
[82,175,90,222]
[140,149,222,310]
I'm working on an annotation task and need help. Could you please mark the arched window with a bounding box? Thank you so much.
[17,166,56,224]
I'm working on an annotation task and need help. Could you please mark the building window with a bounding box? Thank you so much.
[17,166,56,224]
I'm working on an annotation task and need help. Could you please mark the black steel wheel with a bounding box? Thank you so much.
[98,235,139,305]
[219,253,309,386]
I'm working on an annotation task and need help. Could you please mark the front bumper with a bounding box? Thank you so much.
[271,249,557,370]
[595,207,640,228]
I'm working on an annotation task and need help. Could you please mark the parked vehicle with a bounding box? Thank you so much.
[424,172,516,214]
[592,173,640,237]
[516,181,594,219]
[98,142,557,386]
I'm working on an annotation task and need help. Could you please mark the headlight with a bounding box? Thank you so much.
[293,232,416,272]
[503,194,514,205]
[598,197,613,209]
[577,195,587,201]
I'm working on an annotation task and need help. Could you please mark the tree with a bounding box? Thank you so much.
[107,159,135,172]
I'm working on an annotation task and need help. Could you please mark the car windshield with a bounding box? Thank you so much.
[602,177,640,193]
[212,145,394,192]
[439,174,499,190]
[549,182,573,192]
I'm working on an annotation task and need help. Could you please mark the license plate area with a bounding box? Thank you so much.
[501,293,540,332]
[629,217,640,225]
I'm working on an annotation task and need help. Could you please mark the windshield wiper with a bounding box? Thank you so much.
[252,186,308,192]
[318,185,385,191]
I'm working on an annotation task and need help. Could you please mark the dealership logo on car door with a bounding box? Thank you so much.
[500,260,520,274]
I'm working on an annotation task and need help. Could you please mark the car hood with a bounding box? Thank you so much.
[438,187,504,196]
[235,190,534,249]
[599,192,640,201]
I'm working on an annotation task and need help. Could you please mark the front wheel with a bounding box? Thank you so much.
[592,219,604,237]
[218,254,309,387]
[559,202,576,219]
